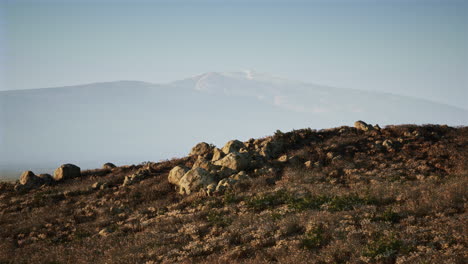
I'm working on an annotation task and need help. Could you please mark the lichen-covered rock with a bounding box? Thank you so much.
[102,163,116,169]
[168,166,189,185]
[19,171,43,188]
[354,120,374,132]
[53,164,81,181]
[178,168,215,195]
[213,152,250,171]
[221,140,245,154]
[190,142,214,157]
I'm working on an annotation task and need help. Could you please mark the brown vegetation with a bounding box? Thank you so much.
[0,124,467,263]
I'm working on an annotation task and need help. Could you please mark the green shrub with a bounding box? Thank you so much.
[363,234,410,260]
[301,225,326,250]
[206,211,231,228]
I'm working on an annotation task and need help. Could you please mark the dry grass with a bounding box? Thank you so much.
[0,124,466,263]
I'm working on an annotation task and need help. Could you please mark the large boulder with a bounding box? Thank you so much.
[168,165,189,185]
[354,120,374,132]
[38,174,54,185]
[54,164,81,181]
[221,140,245,154]
[258,138,284,159]
[213,152,250,171]
[178,168,215,195]
[192,156,219,171]
[19,171,44,188]
[190,142,214,157]
[211,148,225,162]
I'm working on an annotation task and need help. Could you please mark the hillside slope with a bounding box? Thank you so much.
[2,72,467,176]
[0,123,467,263]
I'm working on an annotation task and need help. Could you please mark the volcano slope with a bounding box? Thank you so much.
[0,123,467,263]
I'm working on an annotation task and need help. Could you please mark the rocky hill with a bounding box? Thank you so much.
[0,122,467,263]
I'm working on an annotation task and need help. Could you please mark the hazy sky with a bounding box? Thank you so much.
[1,0,467,108]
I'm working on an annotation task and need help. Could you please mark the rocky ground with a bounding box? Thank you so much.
[0,122,467,264]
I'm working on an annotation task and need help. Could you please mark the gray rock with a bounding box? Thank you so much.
[190,142,214,157]
[221,140,245,154]
[258,138,284,159]
[54,164,81,181]
[211,148,225,161]
[178,168,215,195]
[168,166,189,186]
[354,120,374,132]
[123,168,150,186]
[213,152,250,171]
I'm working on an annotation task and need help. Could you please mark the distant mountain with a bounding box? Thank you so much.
[1,71,467,178]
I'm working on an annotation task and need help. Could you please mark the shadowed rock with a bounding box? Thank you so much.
[54,164,81,181]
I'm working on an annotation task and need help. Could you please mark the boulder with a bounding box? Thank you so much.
[192,156,219,171]
[213,152,250,171]
[211,148,225,161]
[258,138,284,159]
[37,174,54,185]
[168,166,189,185]
[178,168,215,195]
[54,164,81,181]
[221,140,245,154]
[215,172,250,193]
[102,163,116,169]
[354,120,374,132]
[190,142,214,157]
[19,171,43,188]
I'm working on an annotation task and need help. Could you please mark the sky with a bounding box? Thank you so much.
[1,0,467,109]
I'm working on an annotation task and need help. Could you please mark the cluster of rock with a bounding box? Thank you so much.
[17,163,117,191]
[168,137,287,195]
[16,164,81,190]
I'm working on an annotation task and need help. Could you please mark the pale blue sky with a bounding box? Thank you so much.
[1,0,467,108]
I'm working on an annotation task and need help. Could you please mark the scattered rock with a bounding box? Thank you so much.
[98,227,114,237]
[123,168,150,186]
[91,182,108,190]
[178,168,215,195]
[304,161,313,168]
[277,155,289,163]
[102,163,116,169]
[221,140,245,154]
[383,139,394,149]
[54,164,81,181]
[168,166,190,186]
